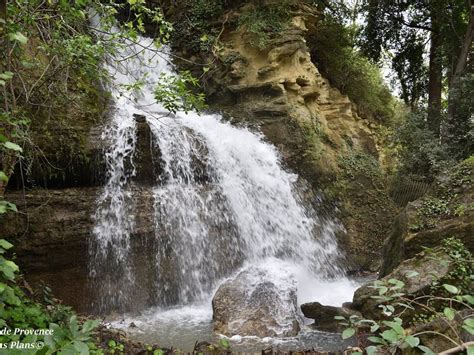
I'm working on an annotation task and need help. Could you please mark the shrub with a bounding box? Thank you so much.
[307,17,395,123]
[394,111,453,182]
[171,0,226,54]
[238,1,292,49]
[337,238,474,354]
[339,150,383,181]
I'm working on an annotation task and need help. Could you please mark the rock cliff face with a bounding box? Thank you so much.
[199,8,382,181]
[168,1,397,270]
[2,188,98,312]
[1,121,157,312]
[1,185,156,313]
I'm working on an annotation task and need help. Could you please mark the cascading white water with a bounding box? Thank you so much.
[148,113,345,307]
[91,29,358,347]
[89,48,140,312]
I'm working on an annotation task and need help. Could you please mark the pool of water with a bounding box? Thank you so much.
[112,305,355,352]
[109,273,366,352]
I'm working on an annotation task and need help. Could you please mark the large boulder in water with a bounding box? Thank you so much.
[212,261,300,337]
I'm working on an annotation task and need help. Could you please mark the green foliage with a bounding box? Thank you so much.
[107,339,125,354]
[0,135,22,216]
[339,150,382,181]
[154,71,207,114]
[409,196,450,231]
[238,1,292,49]
[196,338,232,354]
[172,0,226,54]
[360,0,470,108]
[41,316,101,355]
[308,16,394,123]
[337,239,473,354]
[0,234,102,354]
[409,158,473,231]
[394,111,453,181]
[431,238,473,299]
[299,119,325,162]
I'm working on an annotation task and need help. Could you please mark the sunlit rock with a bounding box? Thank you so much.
[212,261,301,338]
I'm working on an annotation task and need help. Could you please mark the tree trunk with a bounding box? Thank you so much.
[442,4,474,152]
[0,0,6,23]
[427,1,443,137]
[447,5,474,120]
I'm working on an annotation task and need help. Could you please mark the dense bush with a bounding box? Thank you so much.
[170,0,226,54]
[339,150,383,181]
[394,112,453,182]
[307,17,394,123]
[408,156,473,230]
[238,1,292,49]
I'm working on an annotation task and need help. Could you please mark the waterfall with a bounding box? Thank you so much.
[89,33,346,314]
[89,50,139,312]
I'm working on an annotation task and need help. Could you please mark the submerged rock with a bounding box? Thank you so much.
[212,261,300,338]
[133,113,147,123]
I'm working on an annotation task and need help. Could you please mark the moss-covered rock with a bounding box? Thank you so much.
[353,247,454,319]
[380,157,474,276]
[327,151,398,273]
[408,309,474,353]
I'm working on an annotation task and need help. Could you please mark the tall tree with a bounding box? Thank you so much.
[427,0,443,136]
[445,4,473,158]
[361,0,471,140]
[448,4,473,118]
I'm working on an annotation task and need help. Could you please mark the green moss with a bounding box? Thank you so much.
[300,119,324,162]
[307,16,395,123]
[409,157,473,232]
[238,1,292,49]
[339,150,383,181]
